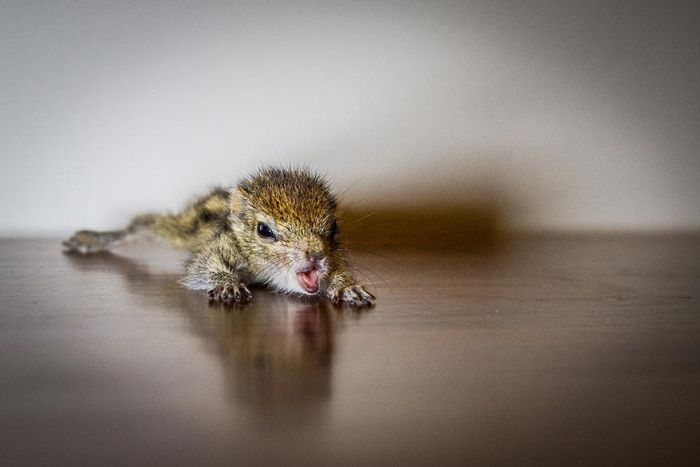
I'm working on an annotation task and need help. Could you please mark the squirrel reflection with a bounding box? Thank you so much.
[66,251,355,426]
[206,295,335,426]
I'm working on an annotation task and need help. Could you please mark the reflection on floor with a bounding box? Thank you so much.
[1,236,699,465]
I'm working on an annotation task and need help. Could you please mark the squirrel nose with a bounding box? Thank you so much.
[304,250,324,264]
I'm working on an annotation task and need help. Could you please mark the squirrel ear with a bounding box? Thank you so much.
[229,188,247,222]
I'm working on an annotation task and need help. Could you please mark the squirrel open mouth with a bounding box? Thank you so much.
[296,269,320,294]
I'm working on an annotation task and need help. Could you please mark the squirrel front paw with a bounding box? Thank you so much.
[208,282,252,305]
[327,284,375,307]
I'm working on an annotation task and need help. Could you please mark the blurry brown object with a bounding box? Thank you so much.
[340,202,505,252]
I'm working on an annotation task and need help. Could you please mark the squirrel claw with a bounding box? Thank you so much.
[208,283,252,305]
[328,285,375,308]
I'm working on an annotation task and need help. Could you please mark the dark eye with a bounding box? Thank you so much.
[329,221,338,237]
[257,222,277,240]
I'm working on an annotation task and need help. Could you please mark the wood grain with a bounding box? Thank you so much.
[1,236,698,465]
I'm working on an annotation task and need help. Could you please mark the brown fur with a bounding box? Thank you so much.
[63,167,374,307]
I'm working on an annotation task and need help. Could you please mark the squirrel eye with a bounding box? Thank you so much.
[329,221,338,237]
[257,222,277,240]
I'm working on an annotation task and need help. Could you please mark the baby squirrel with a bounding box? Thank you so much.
[63,167,375,307]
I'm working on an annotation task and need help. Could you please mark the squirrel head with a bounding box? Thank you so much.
[229,167,339,295]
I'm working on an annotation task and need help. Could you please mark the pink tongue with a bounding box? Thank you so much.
[297,269,320,293]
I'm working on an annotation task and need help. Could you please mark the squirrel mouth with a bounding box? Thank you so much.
[296,269,320,294]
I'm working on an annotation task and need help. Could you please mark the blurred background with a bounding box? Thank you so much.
[1,0,699,236]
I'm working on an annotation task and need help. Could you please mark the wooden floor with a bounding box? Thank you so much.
[1,236,699,466]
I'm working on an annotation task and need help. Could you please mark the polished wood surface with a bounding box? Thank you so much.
[1,236,699,465]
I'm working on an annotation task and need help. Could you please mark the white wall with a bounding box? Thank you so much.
[1,0,699,234]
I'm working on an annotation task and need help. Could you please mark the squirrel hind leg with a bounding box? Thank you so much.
[62,229,129,254]
[62,212,168,254]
